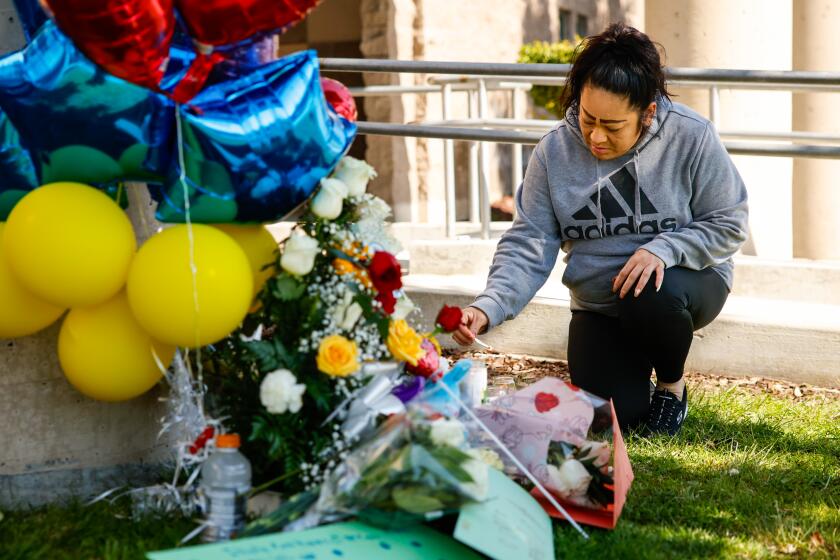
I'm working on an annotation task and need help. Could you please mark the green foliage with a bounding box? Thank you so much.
[518,39,582,119]
[0,501,193,560]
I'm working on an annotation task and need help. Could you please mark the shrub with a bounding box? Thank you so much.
[518,39,581,119]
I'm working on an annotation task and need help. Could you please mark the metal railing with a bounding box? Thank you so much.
[321,58,840,239]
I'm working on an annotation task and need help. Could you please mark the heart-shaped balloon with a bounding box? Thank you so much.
[175,0,321,47]
[45,0,175,92]
[321,77,358,122]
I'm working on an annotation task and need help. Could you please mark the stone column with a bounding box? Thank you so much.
[0,9,169,507]
[646,0,793,258]
[359,0,422,222]
[792,0,840,259]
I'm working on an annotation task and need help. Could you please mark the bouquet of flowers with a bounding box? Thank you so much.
[466,376,633,528]
[203,156,462,495]
[244,394,498,536]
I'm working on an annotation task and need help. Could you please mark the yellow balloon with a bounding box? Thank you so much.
[3,182,136,307]
[0,223,66,338]
[58,292,175,402]
[126,224,253,347]
[212,224,277,297]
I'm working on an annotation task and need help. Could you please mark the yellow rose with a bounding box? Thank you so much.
[386,319,425,366]
[317,335,360,377]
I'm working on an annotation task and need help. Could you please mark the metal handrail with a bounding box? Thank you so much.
[356,121,840,158]
[321,58,840,87]
[322,58,840,239]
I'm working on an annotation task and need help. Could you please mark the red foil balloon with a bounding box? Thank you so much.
[175,0,321,47]
[321,77,357,122]
[45,0,174,92]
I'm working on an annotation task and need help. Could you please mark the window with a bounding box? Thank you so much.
[576,14,589,38]
[559,9,571,41]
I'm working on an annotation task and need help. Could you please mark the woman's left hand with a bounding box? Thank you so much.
[612,249,665,298]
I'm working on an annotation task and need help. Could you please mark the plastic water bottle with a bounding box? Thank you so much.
[200,434,252,542]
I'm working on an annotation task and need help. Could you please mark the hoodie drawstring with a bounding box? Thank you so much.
[633,150,642,231]
[595,159,604,236]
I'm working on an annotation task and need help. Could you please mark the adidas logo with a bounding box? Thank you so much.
[563,167,678,240]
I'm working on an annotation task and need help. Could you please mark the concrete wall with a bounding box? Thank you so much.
[0,17,170,505]
[646,0,794,260]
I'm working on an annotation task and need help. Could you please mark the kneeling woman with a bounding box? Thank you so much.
[454,23,748,435]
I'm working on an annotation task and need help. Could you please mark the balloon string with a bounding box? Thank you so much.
[175,106,205,397]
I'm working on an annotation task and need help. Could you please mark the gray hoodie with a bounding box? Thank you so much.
[473,96,749,329]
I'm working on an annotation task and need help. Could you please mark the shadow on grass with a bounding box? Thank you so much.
[553,521,734,560]
[582,390,840,558]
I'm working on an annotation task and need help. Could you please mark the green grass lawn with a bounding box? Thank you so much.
[1,382,837,559]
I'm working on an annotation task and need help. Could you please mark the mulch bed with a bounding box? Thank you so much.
[444,349,840,403]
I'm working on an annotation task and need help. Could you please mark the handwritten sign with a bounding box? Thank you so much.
[454,468,555,560]
[147,520,483,560]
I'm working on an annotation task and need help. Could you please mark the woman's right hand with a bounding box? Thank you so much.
[452,306,489,346]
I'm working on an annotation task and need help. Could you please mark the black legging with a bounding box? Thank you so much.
[567,266,729,429]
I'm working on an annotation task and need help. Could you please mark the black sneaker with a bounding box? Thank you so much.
[645,385,688,436]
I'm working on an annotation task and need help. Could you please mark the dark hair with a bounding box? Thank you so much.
[559,23,670,117]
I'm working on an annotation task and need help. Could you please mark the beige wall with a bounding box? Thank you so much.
[792,0,840,259]
[646,0,794,259]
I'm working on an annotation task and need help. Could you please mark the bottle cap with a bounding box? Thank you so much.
[216,433,241,448]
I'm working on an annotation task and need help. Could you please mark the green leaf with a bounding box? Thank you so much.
[245,340,278,372]
[391,487,445,514]
[272,273,307,301]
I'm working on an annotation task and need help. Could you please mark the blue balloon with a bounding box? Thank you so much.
[0,21,175,187]
[12,0,48,42]
[0,109,38,220]
[151,49,357,223]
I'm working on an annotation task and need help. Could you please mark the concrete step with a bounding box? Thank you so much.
[403,273,840,388]
[402,237,840,306]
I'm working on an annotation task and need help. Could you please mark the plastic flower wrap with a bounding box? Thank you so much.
[462,377,634,528]
[244,404,489,536]
[203,157,460,495]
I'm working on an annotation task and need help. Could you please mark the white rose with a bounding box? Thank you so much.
[429,418,466,448]
[260,369,306,414]
[333,156,377,197]
[392,295,416,320]
[460,449,490,500]
[546,459,592,498]
[332,290,364,330]
[340,303,363,330]
[311,178,348,220]
[472,447,505,470]
[280,232,320,276]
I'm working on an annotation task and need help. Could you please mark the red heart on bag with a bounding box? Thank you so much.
[534,391,560,413]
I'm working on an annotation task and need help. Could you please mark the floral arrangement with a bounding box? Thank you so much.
[545,439,614,509]
[203,156,461,494]
[244,407,502,536]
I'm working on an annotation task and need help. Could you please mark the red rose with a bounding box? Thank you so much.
[376,289,396,314]
[368,251,402,294]
[407,339,440,378]
[435,305,463,333]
